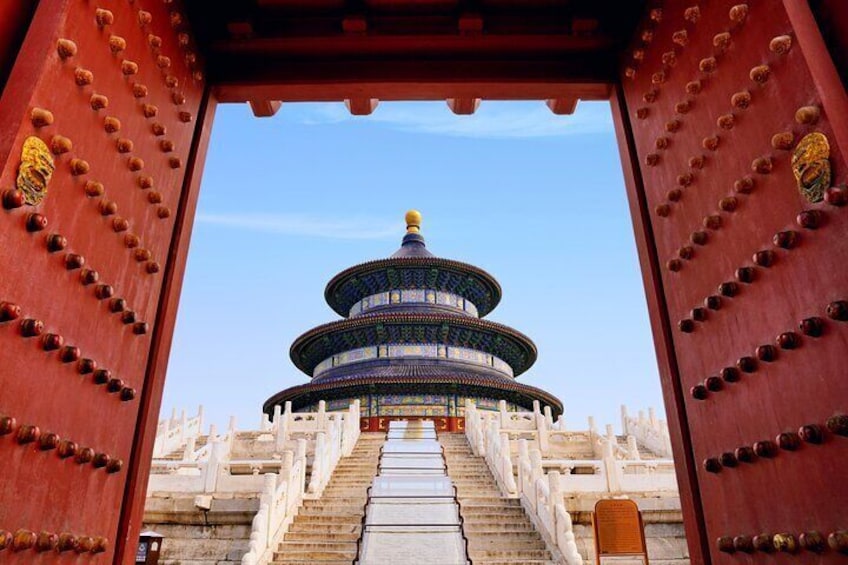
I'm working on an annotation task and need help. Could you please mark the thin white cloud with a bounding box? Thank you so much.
[286,101,613,139]
[196,212,401,240]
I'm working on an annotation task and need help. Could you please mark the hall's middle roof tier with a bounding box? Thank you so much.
[290,312,537,377]
[324,255,502,318]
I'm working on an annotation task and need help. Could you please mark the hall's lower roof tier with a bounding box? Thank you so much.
[263,365,563,417]
[290,312,537,376]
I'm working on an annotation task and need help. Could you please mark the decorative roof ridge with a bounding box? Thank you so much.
[289,311,538,375]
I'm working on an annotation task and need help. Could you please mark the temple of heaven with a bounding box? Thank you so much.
[264,211,562,432]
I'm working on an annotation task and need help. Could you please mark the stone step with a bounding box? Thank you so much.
[314,484,370,490]
[284,531,359,542]
[463,516,535,524]
[273,549,356,561]
[333,466,378,470]
[464,523,538,533]
[474,557,556,565]
[468,548,551,560]
[273,561,353,565]
[289,514,363,524]
[302,499,365,507]
[297,506,364,517]
[289,522,361,534]
[460,506,529,515]
[458,497,521,506]
[276,541,357,553]
[468,536,546,548]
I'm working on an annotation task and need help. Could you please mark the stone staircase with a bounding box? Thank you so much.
[159,434,210,460]
[440,434,555,565]
[272,432,384,565]
[615,435,664,459]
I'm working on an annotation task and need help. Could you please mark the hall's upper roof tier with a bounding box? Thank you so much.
[325,211,502,318]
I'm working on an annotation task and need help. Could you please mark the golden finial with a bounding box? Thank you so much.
[405,209,422,234]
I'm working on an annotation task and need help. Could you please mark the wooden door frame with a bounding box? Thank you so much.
[114,89,218,564]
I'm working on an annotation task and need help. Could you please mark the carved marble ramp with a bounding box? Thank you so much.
[271,433,384,565]
[441,433,556,565]
[358,421,468,565]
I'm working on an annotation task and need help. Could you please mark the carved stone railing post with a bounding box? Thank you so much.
[501,431,517,494]
[537,404,549,455]
[295,438,307,493]
[275,404,290,452]
[182,436,196,461]
[517,439,529,496]
[203,440,229,493]
[317,400,326,427]
[307,432,325,493]
[602,440,621,493]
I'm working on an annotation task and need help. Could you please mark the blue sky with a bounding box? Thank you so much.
[162,100,664,432]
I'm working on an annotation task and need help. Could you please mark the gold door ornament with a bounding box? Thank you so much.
[791,132,831,203]
[16,136,55,205]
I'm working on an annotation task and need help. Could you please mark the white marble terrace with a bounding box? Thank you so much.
[464,400,680,565]
[146,400,681,565]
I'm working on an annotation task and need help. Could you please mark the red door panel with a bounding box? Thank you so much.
[616,1,848,563]
[0,1,206,562]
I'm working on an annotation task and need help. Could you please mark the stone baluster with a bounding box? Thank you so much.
[498,399,509,428]
[182,436,196,461]
[179,409,188,443]
[227,415,237,449]
[548,470,562,518]
[517,438,529,495]
[626,435,641,460]
[204,440,228,493]
[273,405,282,431]
[296,438,307,492]
[501,431,517,493]
[543,405,553,428]
[602,440,620,493]
[317,400,326,428]
[275,402,291,451]
[308,432,325,493]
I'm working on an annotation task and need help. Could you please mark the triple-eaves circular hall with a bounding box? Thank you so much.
[264,211,562,431]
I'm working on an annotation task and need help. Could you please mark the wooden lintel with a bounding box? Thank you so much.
[248,99,282,117]
[214,81,612,105]
[210,34,617,57]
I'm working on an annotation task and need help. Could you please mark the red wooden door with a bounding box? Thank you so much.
[614,1,848,563]
[0,1,213,563]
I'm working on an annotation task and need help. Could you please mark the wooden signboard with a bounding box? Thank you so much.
[593,499,649,564]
